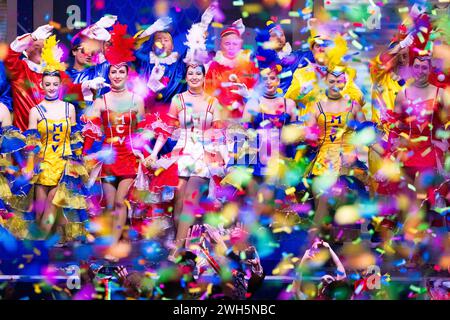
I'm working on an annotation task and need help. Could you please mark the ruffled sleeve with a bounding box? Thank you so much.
[23,129,42,154]
[70,124,84,158]
[81,117,102,140]
[143,112,179,140]
[81,117,102,155]
[0,126,26,154]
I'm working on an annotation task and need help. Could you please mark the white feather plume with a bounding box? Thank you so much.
[183,23,208,65]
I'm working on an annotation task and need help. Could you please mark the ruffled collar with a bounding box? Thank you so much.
[149,51,179,65]
[277,43,293,60]
[25,58,43,74]
[213,50,250,68]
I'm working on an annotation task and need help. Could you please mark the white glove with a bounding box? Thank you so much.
[139,17,172,39]
[399,33,414,49]
[31,24,53,41]
[86,77,110,90]
[231,18,245,36]
[150,63,165,81]
[230,83,250,98]
[82,25,111,42]
[201,2,218,26]
[147,63,166,92]
[300,80,314,95]
[95,15,117,29]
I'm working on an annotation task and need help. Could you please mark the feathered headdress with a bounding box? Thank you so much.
[325,35,362,104]
[325,34,349,74]
[41,35,66,72]
[183,23,208,65]
[105,23,136,66]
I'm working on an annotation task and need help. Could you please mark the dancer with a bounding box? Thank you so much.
[67,15,118,119]
[144,63,225,258]
[83,24,145,246]
[135,3,217,109]
[306,37,370,236]
[0,105,27,238]
[26,36,89,241]
[390,53,448,214]
[239,65,297,183]
[285,20,364,118]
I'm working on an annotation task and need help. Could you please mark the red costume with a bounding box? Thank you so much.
[99,95,139,178]
[389,87,445,174]
[205,50,258,119]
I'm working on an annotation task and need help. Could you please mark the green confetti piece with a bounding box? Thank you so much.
[301,192,310,203]
[179,213,195,224]
[417,32,425,44]
[409,285,422,293]
[269,242,280,248]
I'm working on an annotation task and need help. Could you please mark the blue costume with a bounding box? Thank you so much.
[251,104,292,177]
[0,62,12,112]
[135,40,187,105]
[254,27,314,94]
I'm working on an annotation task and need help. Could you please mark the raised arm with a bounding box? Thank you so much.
[321,241,346,280]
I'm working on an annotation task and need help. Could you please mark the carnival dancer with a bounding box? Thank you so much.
[390,53,448,216]
[306,36,372,238]
[82,23,145,247]
[0,104,28,238]
[26,36,89,242]
[285,19,365,119]
[144,32,226,257]
[67,15,118,120]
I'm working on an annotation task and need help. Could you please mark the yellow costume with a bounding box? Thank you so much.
[311,102,355,176]
[35,104,72,186]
